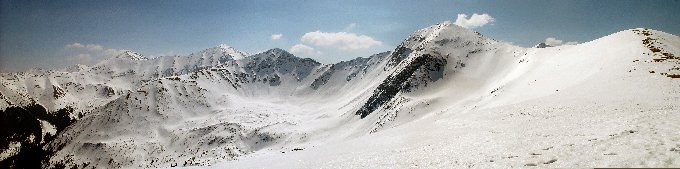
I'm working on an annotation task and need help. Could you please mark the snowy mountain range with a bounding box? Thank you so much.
[1,21,679,168]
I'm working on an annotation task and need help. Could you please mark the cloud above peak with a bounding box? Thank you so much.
[271,34,283,40]
[454,13,495,29]
[300,31,381,51]
[290,44,321,57]
[544,37,578,46]
[64,42,128,65]
[66,43,104,51]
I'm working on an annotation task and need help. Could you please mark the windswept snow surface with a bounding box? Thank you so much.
[204,24,680,168]
[1,22,679,168]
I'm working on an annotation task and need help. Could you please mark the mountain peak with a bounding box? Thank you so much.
[211,44,249,60]
[388,21,488,65]
[267,48,287,53]
[113,51,148,60]
[535,42,552,48]
[401,21,482,47]
[247,48,319,64]
[421,21,469,33]
[252,48,294,60]
[217,44,232,49]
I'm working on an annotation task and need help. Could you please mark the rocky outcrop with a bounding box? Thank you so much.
[52,86,66,99]
[0,104,75,169]
[356,54,446,118]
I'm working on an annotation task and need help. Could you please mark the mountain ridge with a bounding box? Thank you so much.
[1,23,679,168]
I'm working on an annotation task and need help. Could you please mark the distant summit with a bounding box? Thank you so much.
[534,42,552,48]
[113,51,148,60]
[216,44,249,60]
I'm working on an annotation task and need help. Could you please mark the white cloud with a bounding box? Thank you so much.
[66,42,103,51]
[345,23,357,31]
[544,37,563,46]
[544,37,578,46]
[64,43,128,65]
[271,34,283,40]
[290,44,322,56]
[454,13,495,29]
[65,43,84,48]
[86,44,104,51]
[300,31,381,50]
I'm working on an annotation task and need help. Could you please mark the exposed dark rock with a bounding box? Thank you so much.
[0,104,75,169]
[388,46,413,67]
[268,74,281,86]
[104,86,116,97]
[52,86,66,99]
[535,42,552,48]
[356,54,447,118]
[310,67,335,90]
[242,48,320,81]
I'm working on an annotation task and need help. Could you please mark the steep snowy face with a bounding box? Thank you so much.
[186,44,249,64]
[239,48,320,81]
[387,21,486,65]
[310,51,391,90]
[217,44,250,60]
[358,21,495,118]
[183,48,325,95]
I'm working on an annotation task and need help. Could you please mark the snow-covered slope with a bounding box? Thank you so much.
[0,44,251,167]
[215,44,249,60]
[213,27,680,168]
[1,22,679,168]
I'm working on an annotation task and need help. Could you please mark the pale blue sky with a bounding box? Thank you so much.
[1,0,679,72]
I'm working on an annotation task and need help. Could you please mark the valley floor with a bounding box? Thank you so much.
[205,97,680,168]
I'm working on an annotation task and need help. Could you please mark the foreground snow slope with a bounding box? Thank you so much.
[1,21,678,168]
[208,26,680,168]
